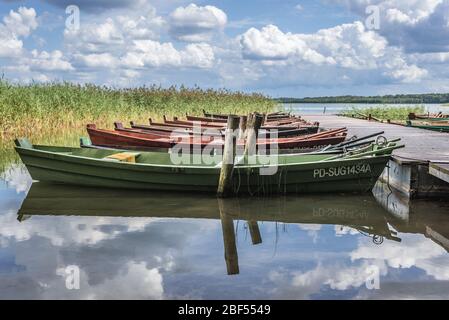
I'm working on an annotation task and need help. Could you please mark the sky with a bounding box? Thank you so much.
[0,0,449,97]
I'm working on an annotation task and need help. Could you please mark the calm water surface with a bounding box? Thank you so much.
[283,103,449,115]
[2,103,449,299]
[1,163,449,299]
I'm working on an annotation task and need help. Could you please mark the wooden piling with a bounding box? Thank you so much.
[218,198,239,275]
[244,113,264,157]
[238,116,248,140]
[247,221,262,245]
[217,115,240,198]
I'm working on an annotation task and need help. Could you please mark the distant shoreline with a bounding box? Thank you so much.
[278,101,448,105]
[275,94,449,104]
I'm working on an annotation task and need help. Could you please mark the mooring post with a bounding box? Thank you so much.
[244,113,264,158]
[238,115,248,140]
[218,198,239,275]
[217,115,240,198]
[247,221,262,245]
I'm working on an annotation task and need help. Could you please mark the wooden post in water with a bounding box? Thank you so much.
[217,115,240,198]
[244,113,264,157]
[238,116,248,140]
[247,221,262,245]
[218,198,239,275]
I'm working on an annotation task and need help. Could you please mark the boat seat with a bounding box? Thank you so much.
[104,152,141,163]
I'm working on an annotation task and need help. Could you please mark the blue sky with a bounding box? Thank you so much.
[1,0,449,97]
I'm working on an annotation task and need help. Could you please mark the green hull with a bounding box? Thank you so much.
[406,120,449,132]
[408,124,449,132]
[15,141,392,194]
[18,183,391,227]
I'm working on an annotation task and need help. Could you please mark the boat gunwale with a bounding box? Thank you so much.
[15,144,394,171]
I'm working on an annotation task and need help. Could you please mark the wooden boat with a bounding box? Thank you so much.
[203,110,294,120]
[406,120,449,132]
[116,122,224,137]
[18,183,397,238]
[86,124,347,150]
[15,138,403,194]
[186,115,304,126]
[127,122,319,138]
[409,112,449,121]
[18,183,401,277]
[163,116,225,128]
[82,130,391,156]
[149,118,312,132]
[172,115,304,128]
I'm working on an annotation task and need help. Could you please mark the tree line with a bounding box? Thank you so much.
[276,93,449,104]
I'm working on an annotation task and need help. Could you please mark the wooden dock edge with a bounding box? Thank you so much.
[379,157,449,199]
[429,163,449,184]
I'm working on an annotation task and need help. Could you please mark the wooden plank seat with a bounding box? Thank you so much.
[104,152,141,163]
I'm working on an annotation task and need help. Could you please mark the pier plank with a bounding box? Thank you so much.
[302,115,449,164]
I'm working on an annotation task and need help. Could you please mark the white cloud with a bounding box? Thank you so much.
[169,4,227,42]
[336,0,449,53]
[411,52,449,64]
[29,50,74,71]
[240,22,385,68]
[121,40,215,69]
[182,43,215,68]
[3,7,38,37]
[387,64,428,83]
[0,7,38,58]
[1,165,32,194]
[64,262,165,299]
[75,53,119,68]
[0,29,23,57]
[295,4,304,11]
[238,22,427,86]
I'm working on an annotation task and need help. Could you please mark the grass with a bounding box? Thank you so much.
[0,80,277,171]
[341,105,425,121]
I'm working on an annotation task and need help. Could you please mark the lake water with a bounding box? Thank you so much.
[282,103,449,115]
[1,163,449,299]
[1,103,449,299]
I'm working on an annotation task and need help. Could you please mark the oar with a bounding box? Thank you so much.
[323,144,404,161]
[331,131,385,149]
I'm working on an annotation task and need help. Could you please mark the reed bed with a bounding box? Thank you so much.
[341,105,425,121]
[0,80,276,171]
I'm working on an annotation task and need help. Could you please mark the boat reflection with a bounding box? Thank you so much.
[17,182,448,275]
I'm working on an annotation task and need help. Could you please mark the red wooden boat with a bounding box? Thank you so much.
[115,122,224,137]
[87,124,346,150]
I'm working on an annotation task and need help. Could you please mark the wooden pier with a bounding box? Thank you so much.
[303,114,449,198]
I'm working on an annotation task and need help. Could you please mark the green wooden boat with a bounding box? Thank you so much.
[406,120,449,132]
[14,138,403,194]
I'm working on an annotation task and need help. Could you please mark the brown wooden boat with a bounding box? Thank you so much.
[203,110,294,120]
[186,114,302,125]
[148,117,310,132]
[409,112,449,121]
[115,122,224,137]
[164,116,225,128]
[87,124,346,150]
[119,121,319,138]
